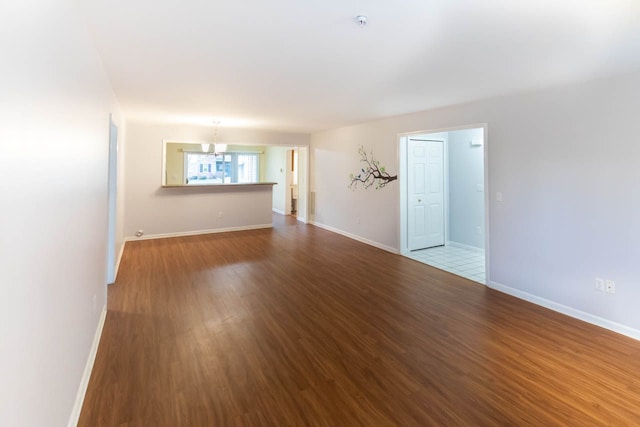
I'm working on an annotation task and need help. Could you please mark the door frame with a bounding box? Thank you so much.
[398,123,490,281]
[106,115,118,284]
[285,149,293,215]
[296,146,309,223]
[264,144,309,223]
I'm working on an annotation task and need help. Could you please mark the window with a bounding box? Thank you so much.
[236,153,259,183]
[184,152,259,184]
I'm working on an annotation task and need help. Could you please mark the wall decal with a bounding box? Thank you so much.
[349,145,397,190]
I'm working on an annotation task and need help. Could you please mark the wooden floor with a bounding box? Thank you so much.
[80,215,640,426]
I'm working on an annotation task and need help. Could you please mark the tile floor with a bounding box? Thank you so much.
[406,245,486,284]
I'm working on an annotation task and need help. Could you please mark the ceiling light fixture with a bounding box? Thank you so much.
[356,15,368,27]
[213,120,227,153]
[205,120,227,155]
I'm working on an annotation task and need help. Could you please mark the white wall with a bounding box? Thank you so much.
[448,128,485,249]
[123,122,308,238]
[312,127,398,247]
[115,121,127,270]
[265,146,289,214]
[296,147,309,222]
[0,0,123,425]
[311,71,640,334]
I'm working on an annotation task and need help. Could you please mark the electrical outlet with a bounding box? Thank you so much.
[218,211,223,218]
[595,278,605,292]
[476,226,482,235]
[605,280,615,294]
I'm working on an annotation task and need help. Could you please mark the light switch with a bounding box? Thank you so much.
[476,184,484,192]
[496,192,503,202]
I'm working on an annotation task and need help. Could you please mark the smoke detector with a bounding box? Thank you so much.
[356,15,368,26]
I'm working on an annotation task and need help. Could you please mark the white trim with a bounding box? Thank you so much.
[444,137,450,244]
[401,123,489,136]
[296,216,307,224]
[272,208,286,215]
[112,241,126,284]
[68,305,107,427]
[125,224,273,242]
[482,125,491,283]
[299,146,310,224]
[106,117,118,284]
[398,136,407,254]
[310,221,399,254]
[487,280,640,341]
[446,240,484,253]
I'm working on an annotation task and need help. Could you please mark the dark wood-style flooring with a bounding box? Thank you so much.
[79,215,640,425]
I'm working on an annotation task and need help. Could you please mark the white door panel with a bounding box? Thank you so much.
[414,163,425,194]
[414,205,426,236]
[408,139,444,250]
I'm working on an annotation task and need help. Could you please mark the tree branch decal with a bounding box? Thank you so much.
[349,145,398,190]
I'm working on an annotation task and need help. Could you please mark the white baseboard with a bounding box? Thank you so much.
[68,305,107,427]
[487,280,640,341]
[125,224,273,242]
[310,221,399,254]
[272,208,285,215]
[446,240,484,253]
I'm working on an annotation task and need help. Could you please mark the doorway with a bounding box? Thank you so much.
[285,149,298,216]
[265,146,309,223]
[400,125,489,284]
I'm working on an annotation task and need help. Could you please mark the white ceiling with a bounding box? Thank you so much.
[82,0,640,133]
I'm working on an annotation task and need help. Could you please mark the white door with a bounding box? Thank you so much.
[408,139,444,250]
